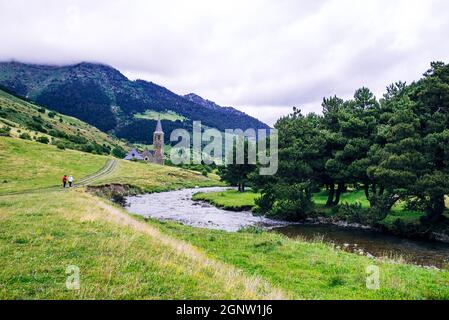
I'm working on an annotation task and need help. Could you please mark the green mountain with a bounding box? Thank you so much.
[0,61,270,144]
[0,88,127,156]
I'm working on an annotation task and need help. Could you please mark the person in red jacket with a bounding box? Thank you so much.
[62,175,68,188]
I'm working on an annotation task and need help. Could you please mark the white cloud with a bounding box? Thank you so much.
[1,0,448,125]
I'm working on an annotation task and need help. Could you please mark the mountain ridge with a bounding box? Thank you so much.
[0,61,270,144]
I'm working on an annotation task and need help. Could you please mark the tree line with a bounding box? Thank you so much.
[220,62,449,225]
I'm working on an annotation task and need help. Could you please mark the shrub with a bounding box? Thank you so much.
[201,169,208,177]
[48,111,57,119]
[36,136,50,144]
[0,126,11,137]
[38,107,46,114]
[333,203,384,225]
[27,119,47,133]
[260,183,314,221]
[19,132,32,140]
[111,146,127,158]
[49,129,68,139]
[81,143,94,153]
[255,191,275,213]
[67,134,88,145]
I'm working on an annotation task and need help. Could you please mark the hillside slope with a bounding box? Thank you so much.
[0,88,127,156]
[0,61,270,144]
[0,137,281,299]
[0,137,219,195]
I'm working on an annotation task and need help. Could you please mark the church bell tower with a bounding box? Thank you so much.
[153,118,164,165]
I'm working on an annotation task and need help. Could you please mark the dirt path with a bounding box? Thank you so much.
[0,159,118,197]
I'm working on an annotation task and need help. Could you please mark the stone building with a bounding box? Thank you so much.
[123,118,164,165]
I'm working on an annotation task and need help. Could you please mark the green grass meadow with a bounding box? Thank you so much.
[0,137,107,194]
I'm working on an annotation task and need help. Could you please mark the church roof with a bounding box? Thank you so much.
[124,148,144,160]
[155,118,164,134]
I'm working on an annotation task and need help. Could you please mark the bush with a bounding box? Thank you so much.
[57,144,65,150]
[81,143,94,153]
[332,203,383,225]
[111,146,127,158]
[38,107,46,114]
[48,111,57,119]
[260,183,314,221]
[36,136,50,144]
[0,126,11,137]
[201,169,208,177]
[27,119,47,133]
[67,134,88,145]
[19,132,32,140]
[49,129,68,139]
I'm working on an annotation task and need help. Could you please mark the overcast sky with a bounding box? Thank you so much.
[1,0,449,125]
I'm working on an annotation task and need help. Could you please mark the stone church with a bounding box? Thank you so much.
[123,118,164,165]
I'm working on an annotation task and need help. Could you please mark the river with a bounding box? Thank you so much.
[124,187,449,269]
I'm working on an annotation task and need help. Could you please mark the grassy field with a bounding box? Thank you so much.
[93,159,223,193]
[0,137,280,299]
[193,190,259,211]
[134,110,186,122]
[313,190,370,208]
[155,219,449,300]
[0,137,108,194]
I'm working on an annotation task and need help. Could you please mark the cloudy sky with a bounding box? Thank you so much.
[1,0,449,125]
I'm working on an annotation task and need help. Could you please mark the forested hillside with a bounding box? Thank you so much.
[0,62,270,144]
[0,88,127,157]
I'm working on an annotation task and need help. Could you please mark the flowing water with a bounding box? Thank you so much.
[125,187,288,232]
[124,187,449,269]
[274,225,449,269]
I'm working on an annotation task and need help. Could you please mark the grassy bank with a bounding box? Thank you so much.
[92,159,223,193]
[0,191,282,299]
[0,137,222,195]
[195,189,449,228]
[0,137,108,194]
[154,219,449,300]
[192,190,259,211]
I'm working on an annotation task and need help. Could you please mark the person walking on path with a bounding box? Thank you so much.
[62,175,68,188]
[68,175,74,188]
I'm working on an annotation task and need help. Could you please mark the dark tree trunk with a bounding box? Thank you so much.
[379,185,385,196]
[425,194,445,223]
[326,184,335,207]
[334,183,345,206]
[241,182,245,192]
[372,183,377,195]
[364,184,370,200]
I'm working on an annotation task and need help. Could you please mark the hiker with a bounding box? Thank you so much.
[62,175,68,188]
[68,175,74,188]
